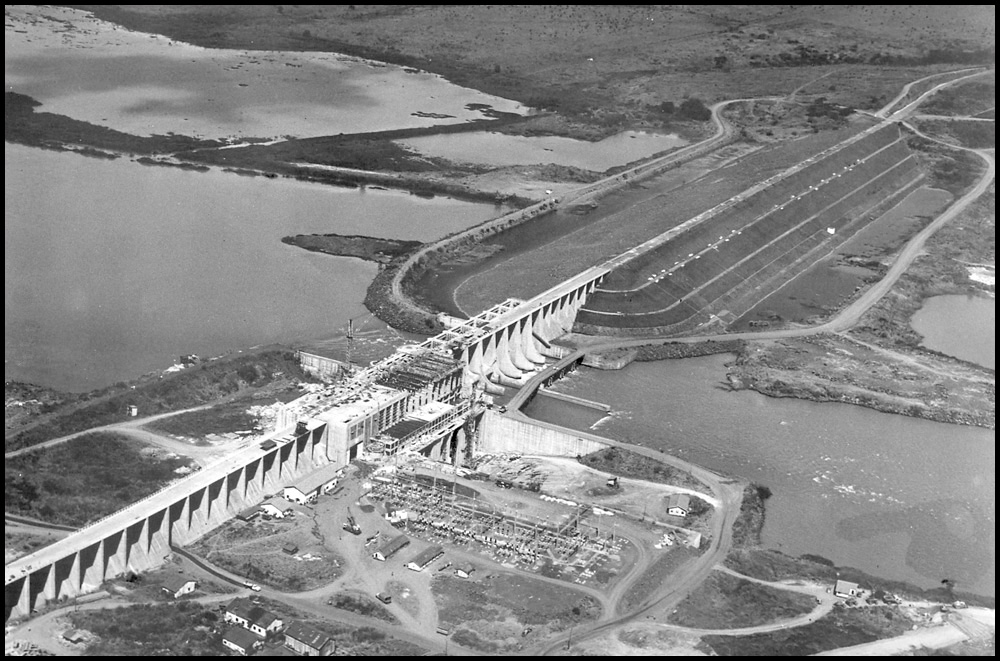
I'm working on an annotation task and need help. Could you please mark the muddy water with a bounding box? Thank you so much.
[736,186,954,328]
[5,5,527,140]
[398,130,687,172]
[4,144,505,392]
[911,294,996,369]
[524,356,995,597]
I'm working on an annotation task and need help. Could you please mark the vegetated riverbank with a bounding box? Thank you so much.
[726,485,994,609]
[281,234,423,264]
[5,92,222,155]
[577,446,707,493]
[727,335,994,429]
[4,347,313,453]
[7,90,538,207]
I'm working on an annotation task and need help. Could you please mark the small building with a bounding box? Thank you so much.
[283,464,342,504]
[223,626,262,656]
[372,534,410,562]
[283,620,334,656]
[260,496,296,519]
[666,493,691,517]
[126,405,139,417]
[159,575,197,599]
[225,597,284,638]
[834,579,862,599]
[406,545,444,572]
[237,505,262,522]
[455,563,476,579]
[281,543,299,556]
[62,629,89,644]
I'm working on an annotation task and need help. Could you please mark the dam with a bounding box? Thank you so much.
[5,114,926,622]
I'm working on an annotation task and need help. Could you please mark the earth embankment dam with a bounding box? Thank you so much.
[575,123,924,335]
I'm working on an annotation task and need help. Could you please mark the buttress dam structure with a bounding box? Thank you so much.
[6,115,922,622]
[4,272,602,621]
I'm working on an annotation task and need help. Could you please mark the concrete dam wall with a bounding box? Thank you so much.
[478,410,608,457]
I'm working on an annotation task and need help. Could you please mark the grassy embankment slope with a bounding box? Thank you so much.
[5,432,192,527]
[5,348,311,453]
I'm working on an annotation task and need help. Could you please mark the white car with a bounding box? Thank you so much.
[244,581,262,592]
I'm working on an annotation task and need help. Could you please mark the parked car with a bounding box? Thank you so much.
[243,581,261,592]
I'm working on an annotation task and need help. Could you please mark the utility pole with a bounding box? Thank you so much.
[345,318,354,374]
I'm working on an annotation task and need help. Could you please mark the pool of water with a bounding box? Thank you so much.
[911,294,995,369]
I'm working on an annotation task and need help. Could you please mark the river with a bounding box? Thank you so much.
[4,144,508,392]
[911,294,995,370]
[524,355,995,597]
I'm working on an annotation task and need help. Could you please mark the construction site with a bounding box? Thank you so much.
[358,454,706,589]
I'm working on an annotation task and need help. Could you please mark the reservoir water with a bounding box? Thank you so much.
[524,355,995,597]
[5,144,508,392]
[911,294,995,369]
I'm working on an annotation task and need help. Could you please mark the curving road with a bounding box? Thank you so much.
[5,405,213,461]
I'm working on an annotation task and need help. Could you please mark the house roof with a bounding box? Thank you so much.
[408,545,444,568]
[238,505,261,520]
[227,597,280,628]
[160,575,195,592]
[835,579,860,594]
[287,463,342,496]
[223,626,260,650]
[375,534,410,558]
[284,621,332,651]
[666,493,691,510]
[263,496,296,512]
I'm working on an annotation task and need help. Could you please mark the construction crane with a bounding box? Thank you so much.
[343,506,362,536]
[345,318,355,376]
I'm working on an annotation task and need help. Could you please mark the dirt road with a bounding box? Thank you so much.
[3,405,251,467]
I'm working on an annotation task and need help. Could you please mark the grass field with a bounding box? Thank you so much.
[577,446,706,493]
[69,602,224,656]
[189,517,343,592]
[6,348,311,453]
[728,335,994,428]
[697,603,912,656]
[5,432,192,527]
[667,570,816,629]
[920,76,996,117]
[432,571,601,653]
[620,546,701,613]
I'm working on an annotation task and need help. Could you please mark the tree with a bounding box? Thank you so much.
[679,97,711,121]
